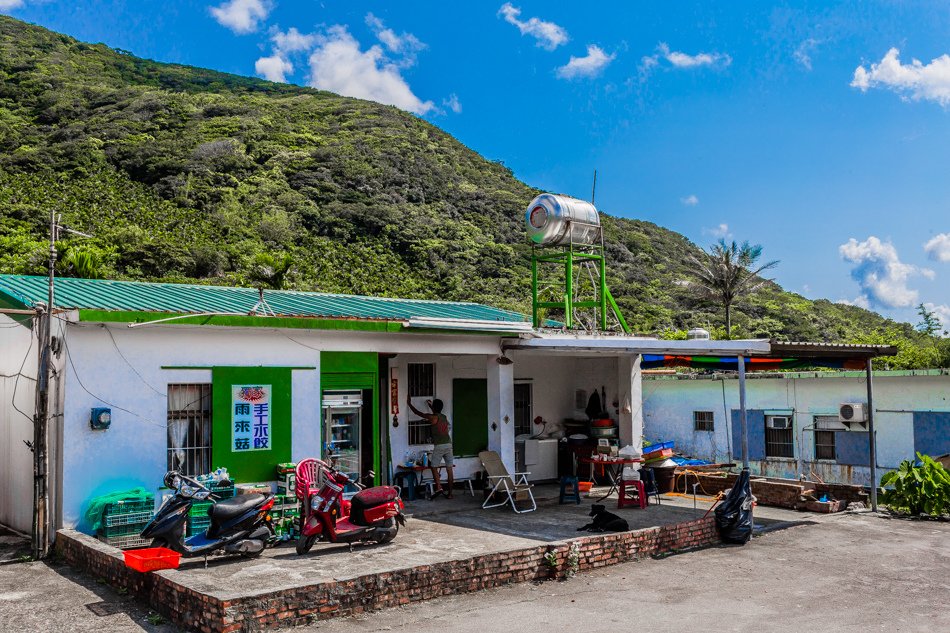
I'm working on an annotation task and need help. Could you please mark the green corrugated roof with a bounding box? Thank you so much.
[0,275,530,327]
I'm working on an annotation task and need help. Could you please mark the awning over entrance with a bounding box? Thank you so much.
[502,335,771,356]
[507,334,899,511]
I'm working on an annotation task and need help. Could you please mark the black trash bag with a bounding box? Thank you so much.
[714,468,754,544]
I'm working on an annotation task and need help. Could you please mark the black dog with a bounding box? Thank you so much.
[577,504,629,533]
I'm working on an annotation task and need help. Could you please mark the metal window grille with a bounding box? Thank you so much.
[408,363,435,397]
[765,417,794,458]
[167,384,212,476]
[814,429,837,461]
[514,382,533,436]
[693,410,714,432]
[408,418,431,446]
[407,363,435,445]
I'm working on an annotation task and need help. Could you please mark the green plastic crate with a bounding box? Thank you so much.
[187,516,211,536]
[99,533,151,550]
[99,522,150,538]
[102,496,154,520]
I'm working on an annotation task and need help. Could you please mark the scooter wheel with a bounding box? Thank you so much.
[296,533,317,555]
[374,518,398,545]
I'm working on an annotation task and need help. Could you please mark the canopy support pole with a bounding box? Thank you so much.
[738,354,749,469]
[866,358,878,512]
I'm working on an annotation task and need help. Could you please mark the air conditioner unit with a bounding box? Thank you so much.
[839,403,868,430]
[767,416,792,430]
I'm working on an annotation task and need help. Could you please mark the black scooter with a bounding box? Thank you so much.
[141,471,276,557]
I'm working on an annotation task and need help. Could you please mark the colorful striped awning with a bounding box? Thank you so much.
[640,354,867,371]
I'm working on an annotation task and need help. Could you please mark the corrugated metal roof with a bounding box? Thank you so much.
[0,275,530,325]
[768,340,899,358]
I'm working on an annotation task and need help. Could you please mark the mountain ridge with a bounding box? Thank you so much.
[1,15,942,367]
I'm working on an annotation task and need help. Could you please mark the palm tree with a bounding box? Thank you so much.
[686,240,779,339]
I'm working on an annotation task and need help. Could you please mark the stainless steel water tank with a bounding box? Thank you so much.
[525,193,601,246]
[687,327,711,341]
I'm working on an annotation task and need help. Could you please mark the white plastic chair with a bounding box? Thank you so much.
[478,450,536,513]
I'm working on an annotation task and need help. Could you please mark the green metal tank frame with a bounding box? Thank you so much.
[531,243,630,333]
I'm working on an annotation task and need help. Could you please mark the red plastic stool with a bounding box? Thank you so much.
[618,479,647,509]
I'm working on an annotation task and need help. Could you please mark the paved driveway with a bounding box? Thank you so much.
[1,512,946,632]
[311,513,950,633]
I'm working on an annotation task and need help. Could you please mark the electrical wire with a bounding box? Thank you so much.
[8,328,36,423]
[60,332,168,431]
[102,324,167,397]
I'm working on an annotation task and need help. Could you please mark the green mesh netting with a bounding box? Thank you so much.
[83,487,153,533]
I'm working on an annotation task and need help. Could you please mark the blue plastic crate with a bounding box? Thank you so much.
[643,441,674,455]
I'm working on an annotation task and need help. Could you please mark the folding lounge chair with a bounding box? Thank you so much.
[478,450,536,513]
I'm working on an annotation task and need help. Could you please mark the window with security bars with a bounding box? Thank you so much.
[765,416,794,458]
[408,363,435,445]
[514,382,533,436]
[167,384,212,476]
[814,430,836,461]
[408,363,435,397]
[813,416,838,460]
[693,410,714,432]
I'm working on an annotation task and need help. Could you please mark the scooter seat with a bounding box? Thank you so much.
[210,494,266,521]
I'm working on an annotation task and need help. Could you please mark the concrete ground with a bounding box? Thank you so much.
[315,512,950,633]
[4,492,944,632]
[158,484,722,600]
[0,525,30,564]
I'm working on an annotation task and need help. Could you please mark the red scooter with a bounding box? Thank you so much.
[294,458,406,555]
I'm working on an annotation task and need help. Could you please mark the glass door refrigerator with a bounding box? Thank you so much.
[322,390,363,495]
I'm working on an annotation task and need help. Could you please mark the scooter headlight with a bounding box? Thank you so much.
[310,496,323,511]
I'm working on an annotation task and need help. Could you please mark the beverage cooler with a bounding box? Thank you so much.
[322,390,363,494]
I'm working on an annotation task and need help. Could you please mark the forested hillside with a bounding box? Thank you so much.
[0,16,943,366]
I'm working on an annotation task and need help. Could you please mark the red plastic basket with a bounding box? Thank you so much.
[123,547,181,573]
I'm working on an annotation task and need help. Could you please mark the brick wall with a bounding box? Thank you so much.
[57,517,720,632]
[55,531,226,633]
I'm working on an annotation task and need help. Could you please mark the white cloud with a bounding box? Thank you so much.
[657,42,731,69]
[365,13,426,68]
[210,0,271,34]
[851,48,950,106]
[556,45,615,80]
[307,26,434,115]
[442,93,462,114]
[837,296,871,309]
[0,0,24,11]
[255,54,293,82]
[794,38,820,71]
[924,233,950,263]
[253,28,318,82]
[272,27,316,54]
[498,3,569,51]
[639,43,731,79]
[703,223,731,239]
[839,236,935,309]
[681,194,699,206]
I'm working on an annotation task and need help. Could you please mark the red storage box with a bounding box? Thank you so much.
[123,547,181,573]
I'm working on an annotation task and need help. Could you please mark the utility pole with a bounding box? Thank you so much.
[31,210,92,558]
[32,209,57,559]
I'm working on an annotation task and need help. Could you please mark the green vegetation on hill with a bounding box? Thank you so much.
[1,16,946,367]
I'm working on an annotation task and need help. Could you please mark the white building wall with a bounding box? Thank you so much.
[0,315,38,533]
[643,372,950,485]
[58,322,504,530]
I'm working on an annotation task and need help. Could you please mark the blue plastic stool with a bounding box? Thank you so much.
[559,475,581,505]
[393,471,418,501]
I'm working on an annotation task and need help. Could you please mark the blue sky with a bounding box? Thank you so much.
[5,1,950,329]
